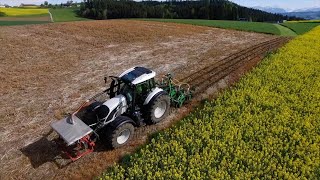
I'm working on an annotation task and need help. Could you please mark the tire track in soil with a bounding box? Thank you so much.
[58,37,291,180]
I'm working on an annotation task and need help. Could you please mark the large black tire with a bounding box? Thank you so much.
[105,116,135,149]
[146,94,170,124]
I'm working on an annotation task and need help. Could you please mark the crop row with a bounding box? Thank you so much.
[100,26,320,179]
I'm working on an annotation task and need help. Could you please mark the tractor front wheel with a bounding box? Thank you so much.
[106,119,134,149]
[146,94,170,124]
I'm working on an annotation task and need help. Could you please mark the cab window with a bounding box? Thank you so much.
[136,81,151,96]
[119,84,134,103]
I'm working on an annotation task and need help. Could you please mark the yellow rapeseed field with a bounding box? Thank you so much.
[0,8,48,16]
[101,26,320,179]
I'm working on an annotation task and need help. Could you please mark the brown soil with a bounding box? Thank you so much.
[0,20,286,179]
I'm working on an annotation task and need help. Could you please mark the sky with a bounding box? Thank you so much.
[0,0,70,6]
[1,0,320,11]
[230,0,320,11]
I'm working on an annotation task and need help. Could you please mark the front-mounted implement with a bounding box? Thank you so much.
[50,67,192,161]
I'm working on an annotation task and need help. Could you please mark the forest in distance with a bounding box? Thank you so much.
[79,0,302,21]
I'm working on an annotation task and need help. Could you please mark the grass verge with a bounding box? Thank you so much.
[100,26,320,179]
[273,24,297,36]
[281,22,320,35]
[0,21,49,26]
[50,8,88,22]
[140,19,288,36]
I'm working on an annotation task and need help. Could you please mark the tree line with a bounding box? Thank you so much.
[79,0,301,22]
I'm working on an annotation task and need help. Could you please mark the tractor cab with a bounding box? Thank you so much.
[107,67,156,112]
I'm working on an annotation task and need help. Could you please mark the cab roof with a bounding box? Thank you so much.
[119,67,156,85]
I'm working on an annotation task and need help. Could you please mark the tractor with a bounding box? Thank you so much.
[51,67,191,161]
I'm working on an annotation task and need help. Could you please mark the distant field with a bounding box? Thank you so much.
[0,21,48,26]
[0,8,87,26]
[142,19,320,36]
[288,20,320,23]
[141,19,290,36]
[0,8,50,26]
[281,22,320,35]
[50,8,87,22]
[0,8,48,16]
[18,6,39,9]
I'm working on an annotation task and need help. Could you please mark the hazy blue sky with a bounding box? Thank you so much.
[230,0,320,11]
[1,0,319,11]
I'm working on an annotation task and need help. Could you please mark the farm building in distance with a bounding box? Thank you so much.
[61,1,73,7]
[20,4,37,7]
[0,4,10,8]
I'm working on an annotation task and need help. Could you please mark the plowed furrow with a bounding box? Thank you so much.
[178,37,290,93]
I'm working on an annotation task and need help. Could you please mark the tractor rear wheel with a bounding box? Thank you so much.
[146,94,170,124]
[106,118,134,148]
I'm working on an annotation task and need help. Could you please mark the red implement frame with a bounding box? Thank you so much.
[54,93,106,161]
[56,134,96,161]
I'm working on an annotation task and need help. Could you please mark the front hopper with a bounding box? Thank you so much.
[51,115,93,146]
[51,115,96,161]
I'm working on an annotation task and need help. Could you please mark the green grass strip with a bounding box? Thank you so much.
[100,26,320,179]
[281,22,320,35]
[273,24,297,36]
[0,21,49,26]
[140,19,283,35]
[50,8,88,22]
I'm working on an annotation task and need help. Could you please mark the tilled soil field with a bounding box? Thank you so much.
[0,20,287,179]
